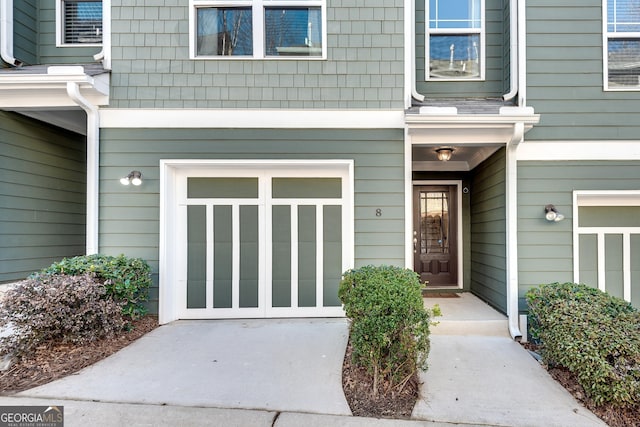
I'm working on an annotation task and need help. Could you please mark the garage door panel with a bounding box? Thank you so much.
[187,205,206,309]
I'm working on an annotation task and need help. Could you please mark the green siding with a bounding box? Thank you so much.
[99,128,405,312]
[415,0,510,98]
[11,0,38,65]
[526,0,640,140]
[470,148,507,313]
[518,161,640,310]
[109,0,404,108]
[0,111,86,282]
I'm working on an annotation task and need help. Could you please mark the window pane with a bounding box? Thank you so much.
[64,0,102,44]
[429,0,481,29]
[265,7,322,57]
[608,38,640,87]
[608,0,640,32]
[429,34,480,79]
[197,7,253,56]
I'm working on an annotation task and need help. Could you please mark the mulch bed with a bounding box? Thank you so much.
[522,343,640,427]
[341,339,419,419]
[0,315,158,395]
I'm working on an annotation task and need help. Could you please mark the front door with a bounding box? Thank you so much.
[413,185,458,286]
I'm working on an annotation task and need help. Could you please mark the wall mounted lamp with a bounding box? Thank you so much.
[120,170,143,186]
[436,147,455,161]
[544,204,564,222]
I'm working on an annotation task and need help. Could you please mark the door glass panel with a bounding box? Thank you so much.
[298,205,317,307]
[188,177,258,198]
[213,205,233,308]
[187,205,207,309]
[272,178,341,198]
[239,205,259,308]
[323,205,342,307]
[272,205,292,307]
[420,191,450,255]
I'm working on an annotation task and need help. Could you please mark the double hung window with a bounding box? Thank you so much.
[426,0,484,80]
[191,0,325,59]
[57,0,103,46]
[604,0,640,90]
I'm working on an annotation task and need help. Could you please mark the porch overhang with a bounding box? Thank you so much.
[0,65,109,109]
[405,106,540,146]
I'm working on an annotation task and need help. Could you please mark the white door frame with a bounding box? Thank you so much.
[159,159,354,324]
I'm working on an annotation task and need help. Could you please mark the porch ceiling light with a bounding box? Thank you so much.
[544,204,564,222]
[435,147,454,161]
[120,170,143,186]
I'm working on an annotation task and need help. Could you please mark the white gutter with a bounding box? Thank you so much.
[67,81,100,255]
[502,0,518,102]
[505,124,524,341]
[405,0,424,106]
[0,0,19,66]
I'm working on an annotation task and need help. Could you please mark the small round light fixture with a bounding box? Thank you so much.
[435,147,455,162]
[544,204,564,222]
[120,171,143,186]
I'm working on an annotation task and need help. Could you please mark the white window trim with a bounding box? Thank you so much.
[425,0,486,81]
[602,0,640,91]
[56,0,103,47]
[573,190,640,302]
[189,0,327,60]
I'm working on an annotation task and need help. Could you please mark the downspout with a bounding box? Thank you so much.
[406,0,424,105]
[517,0,527,106]
[502,0,518,102]
[0,0,20,66]
[506,122,524,340]
[67,82,100,255]
[92,0,111,70]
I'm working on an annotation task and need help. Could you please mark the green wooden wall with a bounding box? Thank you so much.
[108,0,405,109]
[517,161,640,310]
[10,0,38,66]
[415,0,510,98]
[470,148,507,313]
[526,0,640,141]
[0,111,86,282]
[99,128,406,311]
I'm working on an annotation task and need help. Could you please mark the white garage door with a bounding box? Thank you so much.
[160,161,353,321]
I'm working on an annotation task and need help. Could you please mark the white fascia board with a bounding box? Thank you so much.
[100,109,405,129]
[518,141,640,161]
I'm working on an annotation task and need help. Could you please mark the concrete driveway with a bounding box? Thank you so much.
[16,318,352,416]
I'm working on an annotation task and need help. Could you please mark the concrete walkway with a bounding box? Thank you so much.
[1,293,608,426]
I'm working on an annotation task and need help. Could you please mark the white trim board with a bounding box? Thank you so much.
[100,109,405,129]
[518,141,640,161]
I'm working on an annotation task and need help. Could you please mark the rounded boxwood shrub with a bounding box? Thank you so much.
[0,274,126,358]
[36,254,151,319]
[526,282,640,408]
[339,265,433,395]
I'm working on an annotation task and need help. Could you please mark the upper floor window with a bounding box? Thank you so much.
[57,0,103,46]
[190,0,325,59]
[426,0,484,80]
[604,0,640,90]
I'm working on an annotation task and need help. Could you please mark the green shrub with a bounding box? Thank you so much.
[339,265,433,396]
[526,282,640,408]
[37,254,151,319]
[0,274,126,357]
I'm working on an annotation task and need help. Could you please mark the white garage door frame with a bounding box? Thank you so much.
[159,159,354,324]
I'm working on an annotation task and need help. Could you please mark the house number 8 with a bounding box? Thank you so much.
[376,209,382,217]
